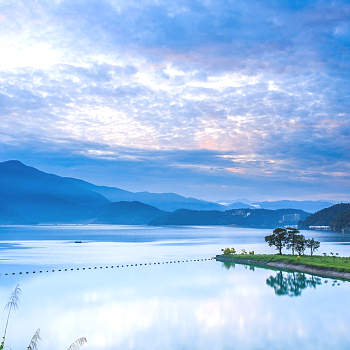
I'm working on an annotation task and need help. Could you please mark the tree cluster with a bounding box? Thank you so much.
[265,227,320,256]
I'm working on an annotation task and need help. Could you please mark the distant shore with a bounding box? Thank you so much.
[215,254,350,281]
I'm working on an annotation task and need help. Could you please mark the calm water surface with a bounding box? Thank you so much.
[0,225,349,350]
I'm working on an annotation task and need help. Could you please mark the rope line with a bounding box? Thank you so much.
[0,258,214,277]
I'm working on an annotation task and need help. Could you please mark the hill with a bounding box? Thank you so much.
[149,208,310,228]
[92,201,167,224]
[331,210,350,231]
[298,203,350,230]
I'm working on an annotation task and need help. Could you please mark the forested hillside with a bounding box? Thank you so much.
[298,203,350,230]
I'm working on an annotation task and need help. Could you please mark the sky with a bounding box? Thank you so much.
[0,0,349,202]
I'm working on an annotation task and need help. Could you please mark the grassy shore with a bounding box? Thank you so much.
[217,254,350,273]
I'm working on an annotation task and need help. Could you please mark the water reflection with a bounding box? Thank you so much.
[221,261,345,297]
[222,261,256,271]
[266,271,322,297]
[222,261,235,270]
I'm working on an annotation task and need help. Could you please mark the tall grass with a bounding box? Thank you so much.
[0,284,87,350]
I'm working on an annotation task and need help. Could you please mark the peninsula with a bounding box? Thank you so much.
[215,253,350,281]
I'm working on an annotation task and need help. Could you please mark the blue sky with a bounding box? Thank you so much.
[0,0,349,201]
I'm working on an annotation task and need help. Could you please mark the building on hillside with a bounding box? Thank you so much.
[282,214,301,222]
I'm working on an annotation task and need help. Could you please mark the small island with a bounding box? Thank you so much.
[215,227,350,281]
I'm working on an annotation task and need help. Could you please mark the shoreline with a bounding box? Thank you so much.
[215,255,350,281]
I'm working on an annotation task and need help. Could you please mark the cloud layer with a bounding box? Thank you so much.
[0,0,349,200]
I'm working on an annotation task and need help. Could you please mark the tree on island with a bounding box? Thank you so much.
[286,227,300,255]
[295,235,307,255]
[265,228,321,256]
[306,238,320,256]
[265,228,288,255]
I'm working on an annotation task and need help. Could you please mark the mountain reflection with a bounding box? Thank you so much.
[266,271,322,297]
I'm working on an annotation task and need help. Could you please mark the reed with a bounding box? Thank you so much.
[27,329,41,350]
[0,285,87,350]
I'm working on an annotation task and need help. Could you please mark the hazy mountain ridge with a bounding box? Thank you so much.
[66,177,226,212]
[0,160,342,227]
[0,160,168,224]
[218,199,335,213]
[0,160,110,206]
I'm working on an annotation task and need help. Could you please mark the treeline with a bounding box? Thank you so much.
[265,227,320,256]
[298,203,350,231]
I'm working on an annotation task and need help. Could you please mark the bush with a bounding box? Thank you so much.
[223,247,231,254]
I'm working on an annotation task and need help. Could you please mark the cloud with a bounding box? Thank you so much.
[0,0,349,200]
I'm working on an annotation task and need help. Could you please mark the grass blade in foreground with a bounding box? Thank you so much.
[66,337,87,350]
[27,328,41,350]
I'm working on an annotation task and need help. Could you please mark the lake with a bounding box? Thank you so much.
[0,225,349,350]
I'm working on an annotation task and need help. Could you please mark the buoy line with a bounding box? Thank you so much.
[0,258,214,277]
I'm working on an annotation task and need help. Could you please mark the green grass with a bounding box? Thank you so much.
[218,254,350,273]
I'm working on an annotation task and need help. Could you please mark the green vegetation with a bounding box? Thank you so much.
[331,209,350,231]
[298,202,350,230]
[0,285,87,350]
[218,227,347,276]
[264,227,320,256]
[218,253,350,273]
[265,228,288,255]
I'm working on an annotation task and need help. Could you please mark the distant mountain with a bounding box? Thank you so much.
[149,208,310,228]
[0,160,109,206]
[217,201,256,209]
[216,199,335,213]
[253,200,335,213]
[0,201,33,224]
[0,160,340,227]
[0,160,168,224]
[92,201,168,224]
[0,160,216,224]
[66,177,226,212]
[298,203,350,229]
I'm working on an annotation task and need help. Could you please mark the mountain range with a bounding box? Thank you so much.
[0,160,340,226]
[66,177,226,212]
[0,160,166,224]
[217,199,335,213]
